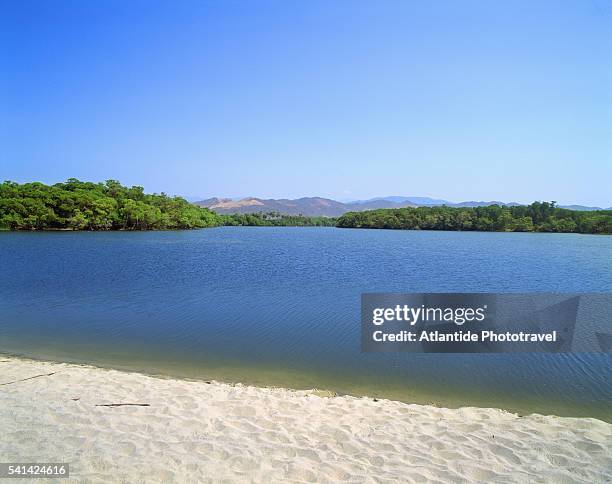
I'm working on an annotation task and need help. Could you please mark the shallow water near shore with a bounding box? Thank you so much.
[1,227,611,421]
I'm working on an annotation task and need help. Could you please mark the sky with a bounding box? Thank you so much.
[1,0,611,206]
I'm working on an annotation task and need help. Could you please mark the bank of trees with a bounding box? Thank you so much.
[3,181,610,234]
[0,179,222,230]
[336,202,612,234]
[223,211,336,227]
[0,180,337,230]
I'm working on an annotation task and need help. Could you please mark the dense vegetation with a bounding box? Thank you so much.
[2,181,610,234]
[0,179,222,230]
[0,180,336,230]
[223,212,336,227]
[337,202,612,234]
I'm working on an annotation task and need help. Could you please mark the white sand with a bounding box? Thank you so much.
[1,356,611,483]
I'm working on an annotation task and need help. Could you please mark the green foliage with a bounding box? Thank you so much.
[336,202,612,235]
[0,180,337,231]
[222,211,337,227]
[0,179,223,230]
[7,181,604,234]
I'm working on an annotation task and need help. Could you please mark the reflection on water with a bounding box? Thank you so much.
[1,228,611,421]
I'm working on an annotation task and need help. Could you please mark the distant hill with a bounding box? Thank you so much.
[451,200,522,208]
[195,197,416,217]
[352,196,524,208]
[195,196,609,217]
[558,204,608,211]
[352,196,452,206]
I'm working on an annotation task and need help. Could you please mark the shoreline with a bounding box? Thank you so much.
[2,349,610,423]
[2,226,611,235]
[1,355,611,482]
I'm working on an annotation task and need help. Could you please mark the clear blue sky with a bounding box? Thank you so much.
[1,0,611,206]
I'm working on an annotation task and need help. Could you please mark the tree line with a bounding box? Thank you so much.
[222,211,336,227]
[2,180,610,234]
[0,180,335,230]
[0,179,222,230]
[336,202,612,234]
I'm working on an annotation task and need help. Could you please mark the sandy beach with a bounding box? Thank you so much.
[0,356,610,483]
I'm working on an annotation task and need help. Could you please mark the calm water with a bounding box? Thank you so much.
[1,228,611,421]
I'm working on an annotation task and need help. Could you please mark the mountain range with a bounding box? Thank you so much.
[194,196,610,217]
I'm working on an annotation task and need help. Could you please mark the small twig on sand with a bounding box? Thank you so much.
[0,371,58,386]
[94,403,151,407]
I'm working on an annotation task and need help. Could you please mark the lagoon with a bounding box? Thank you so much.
[1,227,611,421]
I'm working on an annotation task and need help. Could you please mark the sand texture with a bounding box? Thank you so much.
[1,356,611,483]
